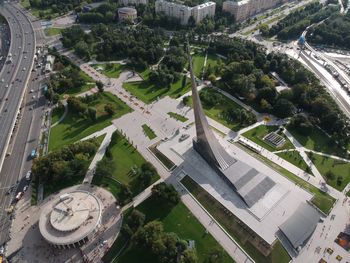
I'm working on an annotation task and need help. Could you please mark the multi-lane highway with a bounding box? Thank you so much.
[0,2,37,246]
[0,3,35,172]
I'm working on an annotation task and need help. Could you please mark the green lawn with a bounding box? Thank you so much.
[181,176,290,263]
[192,52,206,77]
[237,143,335,214]
[243,125,294,152]
[309,153,350,191]
[123,70,191,104]
[49,92,132,151]
[276,150,310,173]
[58,70,95,99]
[43,135,105,197]
[142,124,156,139]
[186,88,256,131]
[114,196,234,263]
[288,126,348,158]
[91,63,126,78]
[93,133,159,204]
[44,27,63,37]
[206,54,220,69]
[51,105,65,124]
[167,112,188,122]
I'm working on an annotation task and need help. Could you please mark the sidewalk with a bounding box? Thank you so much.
[284,129,325,183]
[82,125,117,184]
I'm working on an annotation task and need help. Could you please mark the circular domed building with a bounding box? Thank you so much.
[118,7,137,22]
[39,190,102,249]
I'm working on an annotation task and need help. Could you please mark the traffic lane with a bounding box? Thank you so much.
[0,77,43,244]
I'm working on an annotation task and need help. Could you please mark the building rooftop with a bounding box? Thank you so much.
[279,202,320,250]
[39,190,102,246]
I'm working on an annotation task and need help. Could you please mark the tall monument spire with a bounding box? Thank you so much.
[187,43,275,208]
[187,43,236,170]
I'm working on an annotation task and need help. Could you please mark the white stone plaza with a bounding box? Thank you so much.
[157,124,314,246]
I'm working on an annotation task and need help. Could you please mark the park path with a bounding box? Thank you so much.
[283,129,325,183]
[50,100,67,127]
[82,125,117,184]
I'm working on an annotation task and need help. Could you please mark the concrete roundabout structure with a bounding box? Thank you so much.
[5,184,123,262]
[39,190,102,249]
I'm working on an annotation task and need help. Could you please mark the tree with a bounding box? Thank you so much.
[325,170,335,181]
[127,209,145,231]
[88,107,97,121]
[96,81,104,92]
[182,96,189,105]
[139,162,156,187]
[273,98,296,118]
[259,23,269,36]
[152,183,180,206]
[104,103,116,116]
[75,40,90,60]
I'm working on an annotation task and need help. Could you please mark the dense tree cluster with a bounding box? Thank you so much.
[307,12,350,49]
[149,43,187,88]
[151,182,180,206]
[28,0,82,16]
[78,3,118,24]
[61,24,165,68]
[267,3,338,39]
[134,221,197,263]
[203,36,350,146]
[45,49,87,104]
[31,139,99,184]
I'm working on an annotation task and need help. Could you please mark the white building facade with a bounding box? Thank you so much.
[223,0,291,22]
[155,0,216,25]
[119,0,148,6]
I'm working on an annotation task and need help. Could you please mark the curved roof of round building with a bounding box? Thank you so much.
[39,190,102,246]
[118,7,137,13]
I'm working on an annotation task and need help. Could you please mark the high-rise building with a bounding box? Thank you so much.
[155,0,216,25]
[223,0,291,22]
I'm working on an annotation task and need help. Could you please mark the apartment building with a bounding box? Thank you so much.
[119,0,148,6]
[155,0,216,25]
[223,0,290,22]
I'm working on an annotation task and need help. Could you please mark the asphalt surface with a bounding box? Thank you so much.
[0,3,35,172]
[0,2,41,246]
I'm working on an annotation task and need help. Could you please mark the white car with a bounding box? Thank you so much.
[22,67,26,71]
[23,185,28,192]
[25,171,31,180]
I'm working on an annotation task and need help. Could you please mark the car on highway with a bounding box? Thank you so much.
[25,171,31,180]
[22,67,26,71]
[15,192,23,201]
[30,149,37,159]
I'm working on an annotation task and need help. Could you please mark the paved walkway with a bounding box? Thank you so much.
[283,129,325,183]
[82,125,117,184]
[50,100,67,127]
